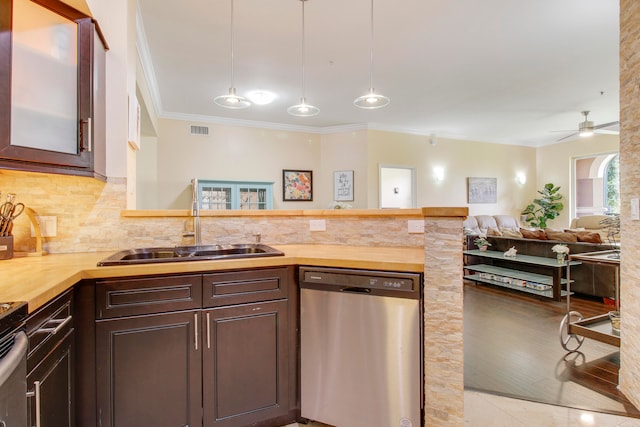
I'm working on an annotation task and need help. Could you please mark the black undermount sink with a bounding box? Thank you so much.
[97,243,284,266]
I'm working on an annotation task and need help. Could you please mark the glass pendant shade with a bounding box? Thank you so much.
[288,97,320,117]
[214,87,250,109]
[354,89,390,109]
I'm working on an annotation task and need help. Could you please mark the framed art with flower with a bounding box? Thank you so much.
[283,169,313,201]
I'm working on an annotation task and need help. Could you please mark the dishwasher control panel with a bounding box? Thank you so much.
[300,267,421,299]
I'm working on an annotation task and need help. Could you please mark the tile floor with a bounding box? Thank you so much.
[283,390,640,426]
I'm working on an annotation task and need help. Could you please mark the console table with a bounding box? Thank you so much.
[463,249,581,301]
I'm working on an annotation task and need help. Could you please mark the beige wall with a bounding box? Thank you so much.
[138,121,543,218]
[367,130,537,216]
[148,118,323,210]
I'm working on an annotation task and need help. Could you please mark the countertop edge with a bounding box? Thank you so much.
[5,244,424,313]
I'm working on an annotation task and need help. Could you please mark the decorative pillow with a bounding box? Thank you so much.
[519,228,547,240]
[576,231,603,244]
[501,228,523,238]
[564,229,604,243]
[486,227,502,236]
[544,229,578,242]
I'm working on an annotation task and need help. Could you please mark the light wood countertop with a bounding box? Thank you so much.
[1,245,424,313]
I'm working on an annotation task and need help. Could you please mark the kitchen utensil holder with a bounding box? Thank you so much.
[0,236,13,260]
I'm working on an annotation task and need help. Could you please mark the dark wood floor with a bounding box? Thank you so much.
[463,281,640,418]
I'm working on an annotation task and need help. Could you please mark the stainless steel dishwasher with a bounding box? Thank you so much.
[299,266,422,427]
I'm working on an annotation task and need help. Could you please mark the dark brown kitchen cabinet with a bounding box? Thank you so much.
[81,267,299,427]
[203,300,290,426]
[26,289,74,427]
[95,310,202,427]
[0,0,107,178]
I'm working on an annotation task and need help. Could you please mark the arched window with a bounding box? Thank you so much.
[604,154,620,214]
[574,152,619,218]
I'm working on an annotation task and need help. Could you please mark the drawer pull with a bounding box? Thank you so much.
[35,315,72,335]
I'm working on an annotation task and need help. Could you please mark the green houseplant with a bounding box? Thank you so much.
[521,183,564,229]
[474,236,491,250]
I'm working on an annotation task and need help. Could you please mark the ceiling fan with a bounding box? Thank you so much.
[556,111,619,141]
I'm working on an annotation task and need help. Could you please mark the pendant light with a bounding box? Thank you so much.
[214,0,250,109]
[288,0,320,117]
[354,0,389,109]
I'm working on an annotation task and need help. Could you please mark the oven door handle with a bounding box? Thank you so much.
[0,331,27,387]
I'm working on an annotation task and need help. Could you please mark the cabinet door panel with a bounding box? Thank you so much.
[27,330,74,427]
[203,300,289,426]
[96,311,202,427]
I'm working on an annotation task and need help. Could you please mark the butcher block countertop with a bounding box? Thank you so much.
[1,244,424,313]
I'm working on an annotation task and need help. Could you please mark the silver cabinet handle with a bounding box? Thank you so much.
[29,380,41,427]
[87,117,92,152]
[35,315,72,335]
[194,313,198,351]
[206,312,211,349]
[25,380,42,427]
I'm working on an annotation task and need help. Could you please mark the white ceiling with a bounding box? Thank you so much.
[137,0,619,147]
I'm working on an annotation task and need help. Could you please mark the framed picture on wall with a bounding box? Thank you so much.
[283,170,313,201]
[334,170,354,201]
[467,177,497,203]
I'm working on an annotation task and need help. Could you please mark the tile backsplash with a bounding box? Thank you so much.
[0,170,423,254]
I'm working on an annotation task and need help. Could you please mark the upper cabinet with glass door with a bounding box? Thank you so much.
[0,0,107,178]
[198,181,273,210]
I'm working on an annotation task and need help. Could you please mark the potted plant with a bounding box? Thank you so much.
[474,236,491,251]
[521,183,564,229]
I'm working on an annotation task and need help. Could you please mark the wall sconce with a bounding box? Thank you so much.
[516,172,527,185]
[433,167,445,182]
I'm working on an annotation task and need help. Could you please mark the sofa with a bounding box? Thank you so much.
[463,214,618,298]
[570,215,620,242]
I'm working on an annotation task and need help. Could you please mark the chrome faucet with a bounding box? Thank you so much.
[191,178,201,246]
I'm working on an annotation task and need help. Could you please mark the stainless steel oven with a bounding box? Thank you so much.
[0,302,28,427]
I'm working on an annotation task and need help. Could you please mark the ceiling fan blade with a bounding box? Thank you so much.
[595,129,619,135]
[594,121,619,130]
[556,132,578,142]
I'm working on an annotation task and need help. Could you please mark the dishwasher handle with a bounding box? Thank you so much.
[340,287,371,294]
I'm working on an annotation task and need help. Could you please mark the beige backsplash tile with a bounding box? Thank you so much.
[1,170,423,253]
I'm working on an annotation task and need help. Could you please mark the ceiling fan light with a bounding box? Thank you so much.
[578,119,594,137]
[354,89,390,109]
[287,98,320,117]
[214,88,251,109]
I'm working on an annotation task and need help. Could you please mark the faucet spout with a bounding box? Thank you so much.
[191,178,201,246]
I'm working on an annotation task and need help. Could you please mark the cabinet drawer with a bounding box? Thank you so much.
[27,289,73,372]
[96,275,202,319]
[203,267,289,307]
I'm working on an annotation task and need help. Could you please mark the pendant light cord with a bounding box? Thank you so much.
[229,0,236,88]
[300,0,307,100]
[368,0,374,90]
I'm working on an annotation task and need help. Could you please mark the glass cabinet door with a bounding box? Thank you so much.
[239,187,269,210]
[11,0,78,154]
[200,184,232,210]
[198,181,273,210]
